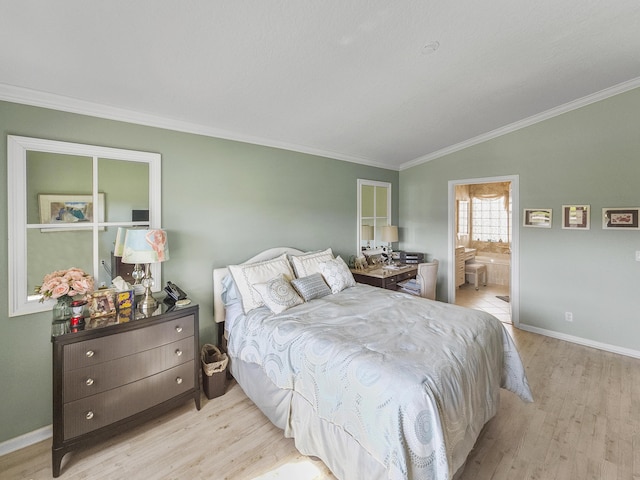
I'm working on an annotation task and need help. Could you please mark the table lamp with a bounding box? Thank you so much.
[114,227,145,290]
[381,225,398,265]
[122,228,169,313]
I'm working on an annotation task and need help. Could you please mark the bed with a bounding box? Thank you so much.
[212,247,532,480]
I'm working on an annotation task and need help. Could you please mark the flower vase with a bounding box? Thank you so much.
[52,297,72,321]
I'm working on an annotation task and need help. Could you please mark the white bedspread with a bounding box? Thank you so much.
[227,284,532,480]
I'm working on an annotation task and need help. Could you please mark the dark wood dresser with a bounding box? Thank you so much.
[51,304,200,477]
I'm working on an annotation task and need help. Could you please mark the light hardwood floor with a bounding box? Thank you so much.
[2,327,639,480]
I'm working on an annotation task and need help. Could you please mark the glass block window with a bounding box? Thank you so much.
[457,200,469,235]
[471,196,510,242]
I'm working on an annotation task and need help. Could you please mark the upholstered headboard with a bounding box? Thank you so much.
[212,247,305,325]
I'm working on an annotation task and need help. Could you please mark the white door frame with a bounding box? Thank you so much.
[447,175,520,327]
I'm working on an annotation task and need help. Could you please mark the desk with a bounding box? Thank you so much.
[350,265,418,291]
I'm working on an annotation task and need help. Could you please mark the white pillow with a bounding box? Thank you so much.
[290,248,334,278]
[228,253,295,313]
[319,256,356,294]
[252,274,303,314]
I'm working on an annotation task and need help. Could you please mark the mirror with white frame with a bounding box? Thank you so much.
[8,136,161,317]
[357,179,391,252]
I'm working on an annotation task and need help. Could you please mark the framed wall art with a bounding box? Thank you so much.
[562,205,590,230]
[602,208,640,230]
[38,193,105,231]
[523,208,552,228]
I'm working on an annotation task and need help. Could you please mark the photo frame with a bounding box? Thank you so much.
[89,289,116,318]
[602,208,640,230]
[38,193,105,231]
[562,205,590,230]
[116,289,135,310]
[523,208,552,228]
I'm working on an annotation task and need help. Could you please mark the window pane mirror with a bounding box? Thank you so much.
[8,136,161,317]
[357,179,391,252]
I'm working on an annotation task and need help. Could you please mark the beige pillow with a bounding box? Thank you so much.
[229,253,295,313]
[290,248,334,278]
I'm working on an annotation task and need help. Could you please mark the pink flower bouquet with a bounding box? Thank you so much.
[37,268,95,302]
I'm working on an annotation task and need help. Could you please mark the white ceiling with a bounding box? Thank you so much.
[1,1,639,170]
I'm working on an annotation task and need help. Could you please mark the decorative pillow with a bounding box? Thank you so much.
[228,253,295,313]
[252,274,303,314]
[318,256,357,294]
[291,273,332,301]
[290,248,334,278]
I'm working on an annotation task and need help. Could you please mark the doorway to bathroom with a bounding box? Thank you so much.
[448,175,519,326]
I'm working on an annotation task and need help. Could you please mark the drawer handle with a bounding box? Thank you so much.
[86,378,94,386]
[85,350,95,358]
[176,377,183,385]
[175,349,183,357]
[175,326,183,333]
[85,411,94,420]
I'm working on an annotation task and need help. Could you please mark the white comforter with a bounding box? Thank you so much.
[227,284,532,480]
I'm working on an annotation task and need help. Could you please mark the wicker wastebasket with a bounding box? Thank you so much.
[201,344,228,399]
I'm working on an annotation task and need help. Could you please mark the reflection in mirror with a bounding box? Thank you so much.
[98,158,149,223]
[8,136,161,317]
[27,230,93,300]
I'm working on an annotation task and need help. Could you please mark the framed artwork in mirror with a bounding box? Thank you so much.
[602,208,640,230]
[38,193,105,231]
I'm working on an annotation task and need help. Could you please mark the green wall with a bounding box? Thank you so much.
[0,100,398,443]
[400,87,640,354]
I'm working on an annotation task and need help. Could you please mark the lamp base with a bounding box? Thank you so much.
[137,263,158,314]
[137,291,158,314]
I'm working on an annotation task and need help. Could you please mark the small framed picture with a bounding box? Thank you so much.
[89,289,116,318]
[602,208,640,230]
[523,208,552,228]
[116,289,134,310]
[562,205,590,230]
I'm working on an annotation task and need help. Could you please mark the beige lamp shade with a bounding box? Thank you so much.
[361,225,374,241]
[122,229,170,264]
[113,227,127,257]
[381,225,398,243]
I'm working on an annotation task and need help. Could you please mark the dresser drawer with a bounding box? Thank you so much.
[63,360,194,439]
[63,314,195,369]
[396,270,415,282]
[64,337,194,403]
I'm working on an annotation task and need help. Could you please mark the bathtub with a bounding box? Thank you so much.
[473,253,511,287]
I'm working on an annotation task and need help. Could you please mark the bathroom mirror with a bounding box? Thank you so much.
[8,136,161,317]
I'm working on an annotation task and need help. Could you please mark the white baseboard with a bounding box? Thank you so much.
[0,425,52,457]
[518,323,640,359]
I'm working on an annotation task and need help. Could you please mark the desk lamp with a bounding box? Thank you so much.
[381,225,398,265]
[122,228,169,313]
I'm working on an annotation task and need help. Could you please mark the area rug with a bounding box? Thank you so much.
[496,295,510,303]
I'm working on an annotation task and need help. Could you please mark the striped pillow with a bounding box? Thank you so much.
[291,273,332,301]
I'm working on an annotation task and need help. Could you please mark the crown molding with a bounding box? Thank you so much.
[400,76,640,171]
[0,83,391,170]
